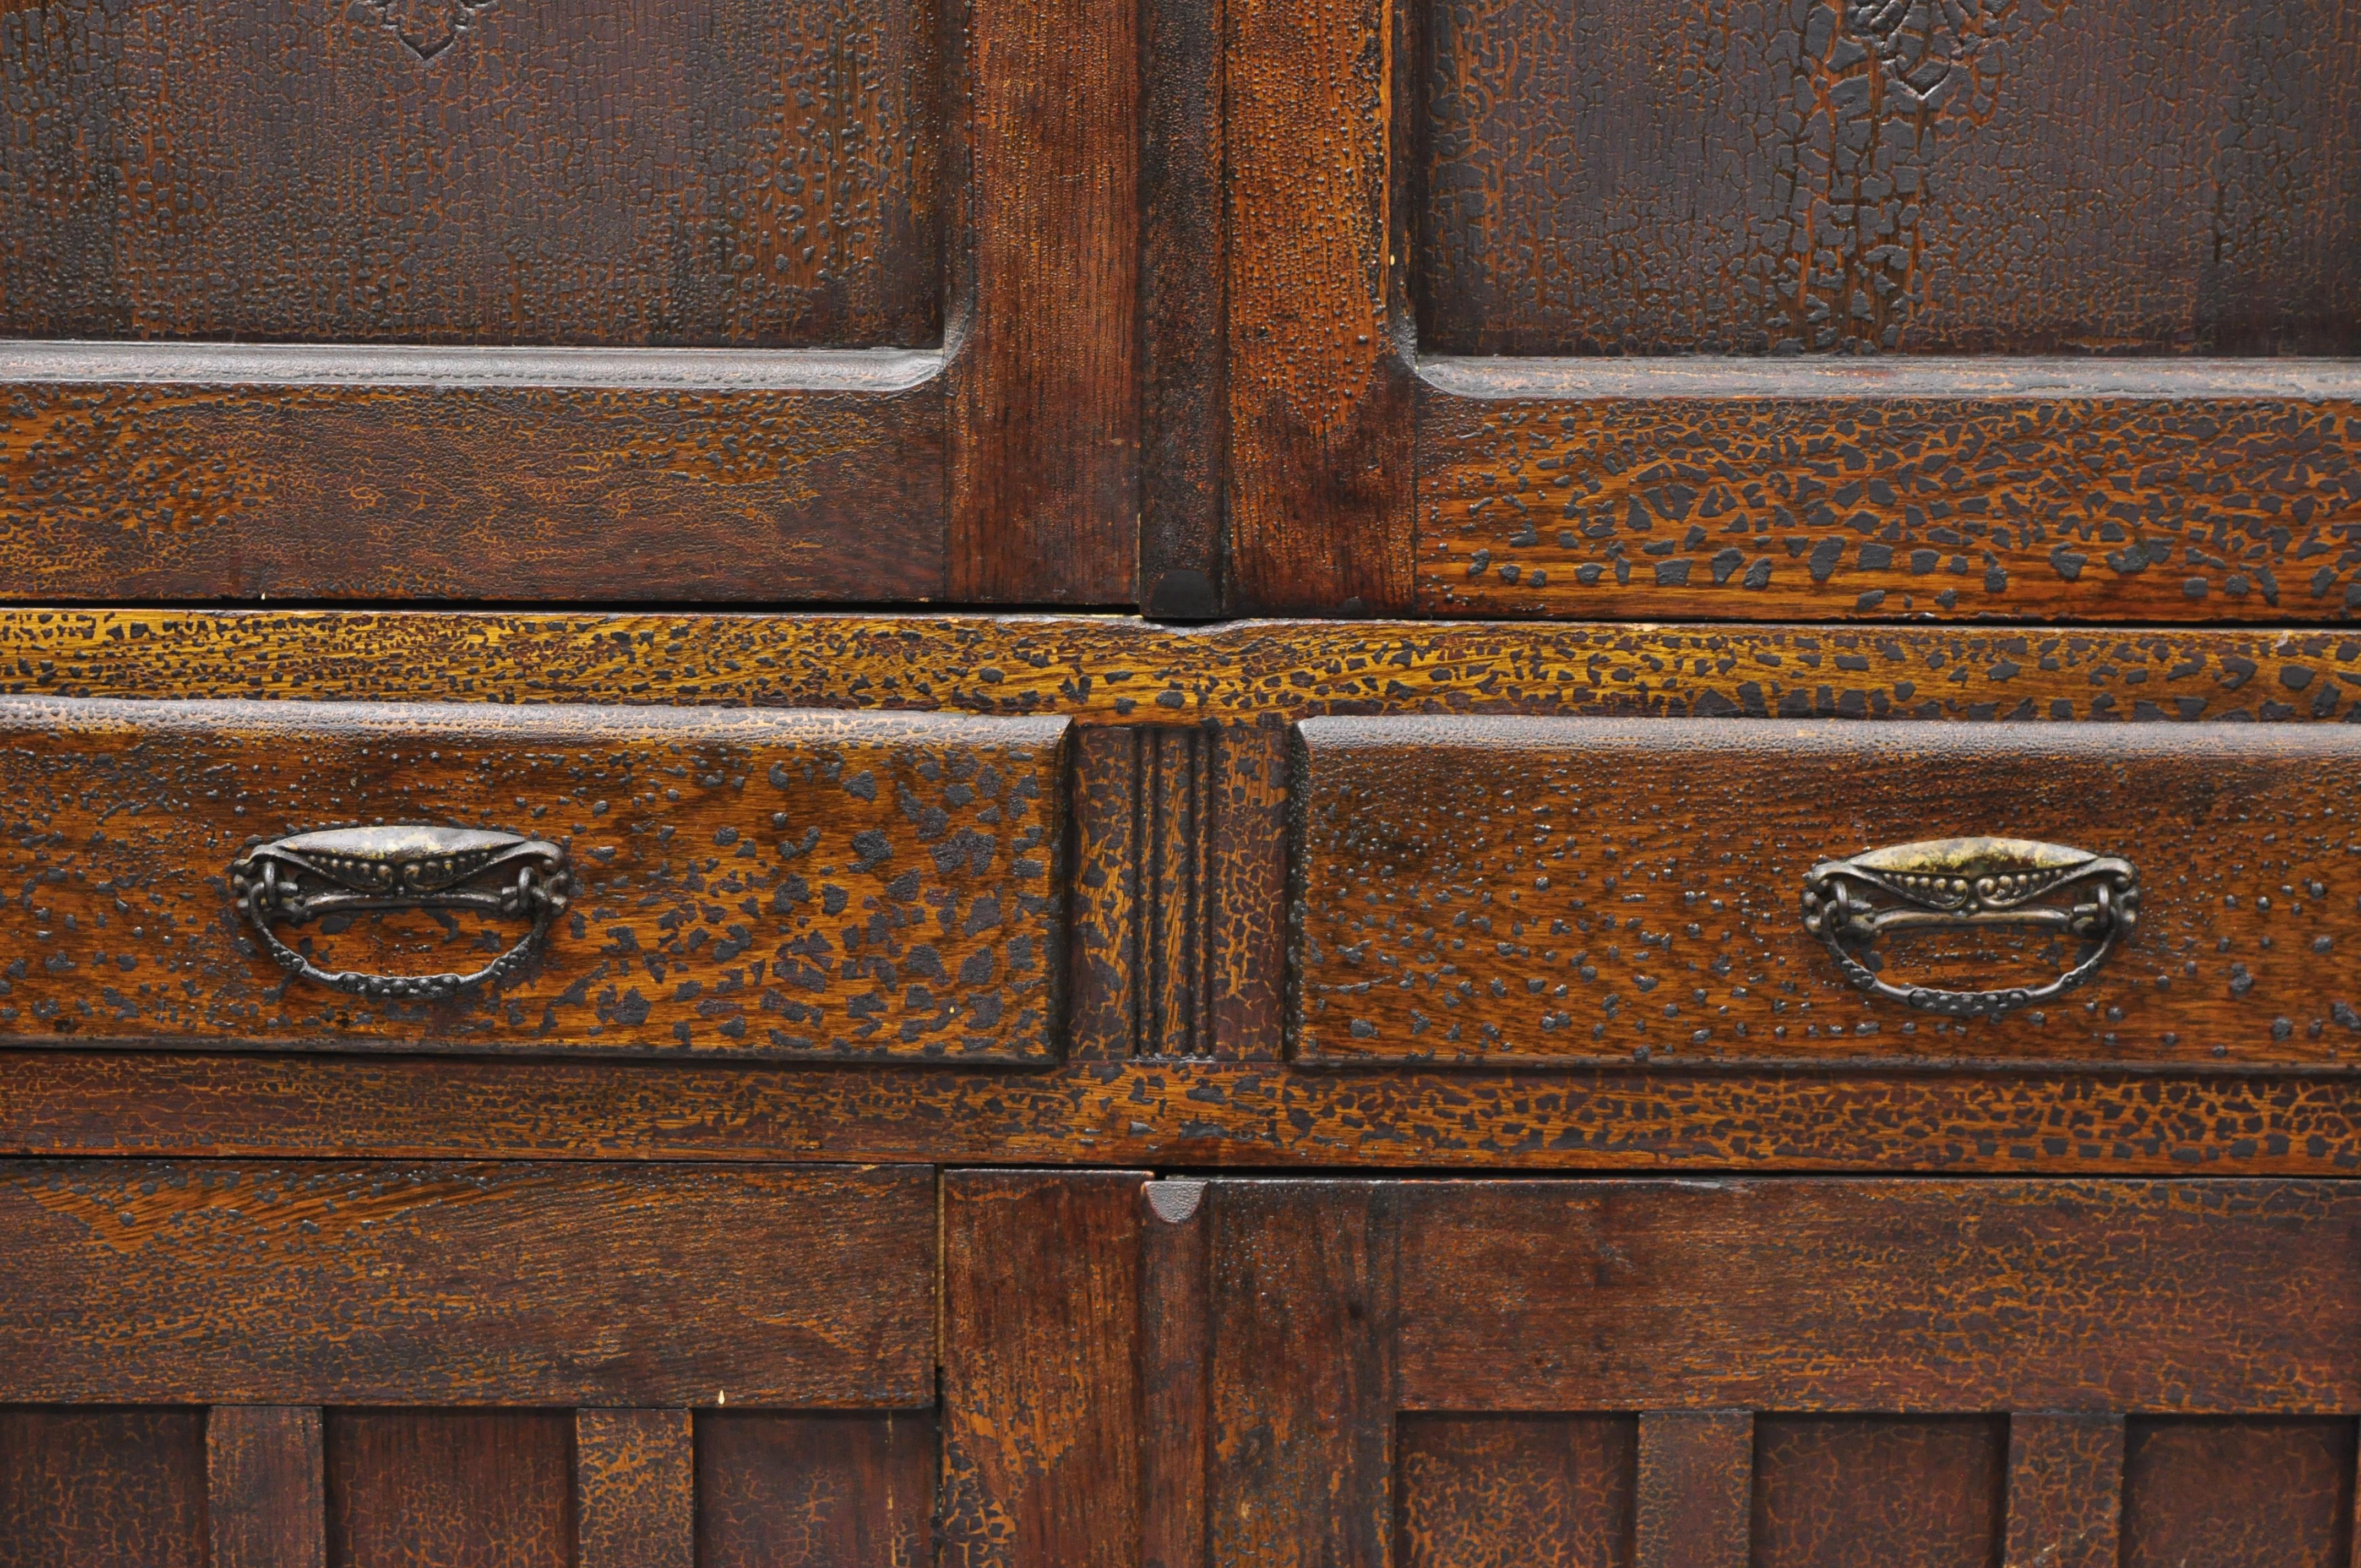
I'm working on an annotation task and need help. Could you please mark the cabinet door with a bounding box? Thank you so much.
[0,0,1135,605]
[1152,1177,2361,1567]
[1212,0,2361,618]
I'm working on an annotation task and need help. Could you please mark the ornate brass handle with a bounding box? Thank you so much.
[231,825,570,1002]
[1800,837,2137,1019]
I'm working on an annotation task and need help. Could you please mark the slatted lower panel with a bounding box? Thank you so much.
[1397,1412,2360,1568]
[0,1407,937,1568]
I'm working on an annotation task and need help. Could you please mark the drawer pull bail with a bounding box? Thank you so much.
[231,825,572,1003]
[1800,836,2137,1019]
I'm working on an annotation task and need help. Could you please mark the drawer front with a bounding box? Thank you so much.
[0,698,1066,1060]
[1293,715,2361,1067]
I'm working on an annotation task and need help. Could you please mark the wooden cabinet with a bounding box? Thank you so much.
[4,0,2359,1557]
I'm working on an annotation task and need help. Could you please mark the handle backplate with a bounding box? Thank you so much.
[231,825,571,1002]
[1801,836,2137,1019]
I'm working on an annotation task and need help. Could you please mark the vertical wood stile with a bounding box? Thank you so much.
[2003,1413,2124,1568]
[206,1406,326,1568]
[1142,1180,1212,1568]
[1209,723,1288,1060]
[1634,1409,1752,1568]
[1072,727,1146,1058]
[575,1409,695,1568]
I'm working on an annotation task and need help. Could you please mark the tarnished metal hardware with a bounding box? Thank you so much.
[231,825,570,1002]
[1801,836,2138,1019]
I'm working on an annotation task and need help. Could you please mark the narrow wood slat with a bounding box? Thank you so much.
[2004,1413,2123,1568]
[1634,1410,1751,1568]
[1141,1180,1211,1568]
[1146,728,1207,1056]
[942,1170,1147,1568]
[208,1407,325,1568]
[575,1410,694,1568]
[1209,724,1288,1060]
[1070,726,1145,1059]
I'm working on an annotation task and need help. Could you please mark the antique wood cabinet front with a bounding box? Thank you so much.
[2,0,2358,1561]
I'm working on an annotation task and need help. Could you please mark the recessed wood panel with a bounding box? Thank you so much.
[0,0,939,348]
[2120,1417,2358,1568]
[0,1162,933,1405]
[1415,0,2361,356]
[1292,715,2361,1066]
[1399,1414,1637,1568]
[0,1406,206,1568]
[696,1412,937,1568]
[326,1411,572,1568]
[0,698,1065,1060]
[1750,1417,2005,1568]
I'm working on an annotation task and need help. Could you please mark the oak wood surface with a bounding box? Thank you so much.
[0,698,1065,1060]
[942,1170,1146,1568]
[695,1412,936,1568]
[325,1411,572,1568]
[2119,1418,2357,1568]
[2002,1413,2123,1568]
[1418,361,2361,623]
[1140,1179,1210,1568]
[1292,715,2361,1067]
[209,1407,328,1568]
[1633,1411,1750,1568]
[6,611,2359,728]
[1395,1179,2361,1412]
[1413,0,2360,357]
[575,1409,694,1568]
[0,1407,206,1568]
[1397,1414,1636,1568]
[1749,1417,2006,1568]
[0,0,939,348]
[0,1162,932,1404]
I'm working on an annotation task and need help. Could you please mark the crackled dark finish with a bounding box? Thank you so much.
[1749,1418,2006,1568]
[1292,716,2361,1067]
[1419,372,2361,623]
[697,1412,935,1568]
[577,1409,694,1568]
[1398,1415,1637,1568]
[0,698,1065,1060]
[1395,1180,2361,1412]
[941,1172,1145,1568]
[7,611,2361,728]
[210,1406,328,1568]
[2120,1418,2358,1568]
[0,1406,205,1568]
[0,372,947,602]
[0,0,939,346]
[1415,0,2361,356]
[1140,1180,1211,1568]
[2002,1413,2122,1568]
[325,1411,572,1568]
[1634,1412,1750,1568]
[0,1162,931,1404]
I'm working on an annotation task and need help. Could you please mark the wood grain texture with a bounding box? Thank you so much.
[324,1411,571,1568]
[2003,1413,2122,1568]
[1206,1182,1396,1568]
[0,0,938,347]
[1633,1411,1750,1568]
[576,1409,694,1568]
[696,1411,936,1568]
[1224,0,1414,613]
[0,1406,206,1568]
[1140,1180,1210,1568]
[0,372,947,602]
[6,1053,2361,1174]
[1138,0,1226,619]
[1418,366,2361,623]
[1398,1415,1636,1568]
[0,1162,931,1404]
[942,1170,1146,1568]
[7,611,2360,728]
[2121,1418,2358,1567]
[1412,0,2361,356]
[1292,716,2361,1067]
[945,0,1138,602]
[1395,1180,2361,1413]
[0,698,1065,1060]
[1750,1417,2006,1568]
[210,1407,328,1568]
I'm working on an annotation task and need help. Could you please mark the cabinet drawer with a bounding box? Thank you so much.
[1292,716,2361,1067]
[0,698,1066,1060]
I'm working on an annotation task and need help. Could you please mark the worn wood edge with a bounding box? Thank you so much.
[4,1055,2355,1172]
[1417,355,2361,402]
[4,612,2358,727]
[0,341,946,393]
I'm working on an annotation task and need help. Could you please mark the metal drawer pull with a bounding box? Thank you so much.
[1800,837,2137,1019]
[232,825,571,1002]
